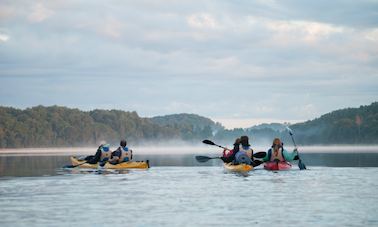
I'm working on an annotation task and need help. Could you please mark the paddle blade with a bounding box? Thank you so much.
[202,140,215,146]
[298,159,307,170]
[252,160,263,167]
[286,126,293,136]
[253,151,267,159]
[195,156,212,163]
[63,160,87,168]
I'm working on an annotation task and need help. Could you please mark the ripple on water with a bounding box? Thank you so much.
[0,166,377,226]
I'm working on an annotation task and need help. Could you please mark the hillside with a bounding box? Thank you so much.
[291,102,378,144]
[0,106,218,148]
[151,113,224,132]
[248,123,287,132]
[0,102,377,148]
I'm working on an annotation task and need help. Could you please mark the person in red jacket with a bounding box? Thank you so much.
[221,138,240,163]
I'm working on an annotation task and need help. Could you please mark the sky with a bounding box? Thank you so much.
[0,0,377,129]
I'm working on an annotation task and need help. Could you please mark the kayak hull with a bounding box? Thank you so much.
[70,157,149,169]
[264,161,292,171]
[223,163,253,173]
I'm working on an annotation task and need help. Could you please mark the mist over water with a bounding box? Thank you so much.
[0,146,378,177]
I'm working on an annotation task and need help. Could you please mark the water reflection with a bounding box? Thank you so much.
[59,168,131,175]
[300,153,378,167]
[0,152,377,177]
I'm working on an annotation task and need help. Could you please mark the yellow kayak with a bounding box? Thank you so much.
[223,163,253,173]
[70,157,149,169]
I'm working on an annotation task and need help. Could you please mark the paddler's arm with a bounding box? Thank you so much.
[282,148,298,161]
[87,148,102,164]
[110,149,121,162]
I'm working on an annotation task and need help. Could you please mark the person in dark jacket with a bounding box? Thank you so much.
[85,144,111,165]
[108,140,133,165]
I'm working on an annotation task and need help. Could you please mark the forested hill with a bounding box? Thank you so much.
[151,114,224,132]
[0,102,377,148]
[290,102,378,144]
[213,102,378,145]
[0,106,219,148]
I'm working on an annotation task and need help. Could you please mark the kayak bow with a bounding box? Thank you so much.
[223,163,253,173]
[264,161,292,171]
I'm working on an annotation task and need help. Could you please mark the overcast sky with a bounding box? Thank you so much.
[0,0,377,128]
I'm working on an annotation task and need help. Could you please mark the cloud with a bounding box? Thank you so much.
[187,13,218,29]
[97,16,123,39]
[28,3,54,23]
[266,20,344,43]
[246,16,345,44]
[364,28,378,42]
[0,4,15,20]
[0,1,377,128]
[0,33,9,42]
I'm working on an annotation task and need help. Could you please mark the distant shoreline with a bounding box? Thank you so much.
[1,145,378,156]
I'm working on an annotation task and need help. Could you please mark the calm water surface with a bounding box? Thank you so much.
[0,151,377,226]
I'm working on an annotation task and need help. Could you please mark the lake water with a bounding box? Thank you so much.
[0,149,378,226]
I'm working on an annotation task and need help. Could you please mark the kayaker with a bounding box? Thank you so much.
[85,143,112,165]
[263,138,298,163]
[108,139,133,164]
[239,136,254,160]
[221,138,241,163]
[233,135,254,165]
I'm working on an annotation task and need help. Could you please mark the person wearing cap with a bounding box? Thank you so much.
[85,143,112,165]
[108,139,133,164]
[239,136,254,160]
[262,138,298,162]
[233,135,254,165]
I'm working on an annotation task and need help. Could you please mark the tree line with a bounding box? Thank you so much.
[0,102,377,148]
[0,106,218,148]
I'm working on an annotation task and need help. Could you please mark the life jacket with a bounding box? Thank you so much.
[234,150,252,165]
[240,145,254,160]
[99,144,111,162]
[119,146,132,162]
[222,149,234,158]
[268,147,285,162]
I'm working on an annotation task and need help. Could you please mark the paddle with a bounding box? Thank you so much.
[196,151,266,162]
[195,155,265,167]
[195,155,222,163]
[202,139,229,150]
[252,160,263,167]
[286,127,307,170]
[63,161,88,168]
[63,155,97,168]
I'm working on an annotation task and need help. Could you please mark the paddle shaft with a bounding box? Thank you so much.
[214,144,230,150]
[64,161,88,168]
[289,132,297,149]
[288,130,306,170]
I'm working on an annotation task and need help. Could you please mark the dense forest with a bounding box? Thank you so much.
[0,106,219,148]
[291,102,378,144]
[216,102,378,145]
[0,102,377,148]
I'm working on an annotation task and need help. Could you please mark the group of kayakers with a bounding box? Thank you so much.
[80,136,298,170]
[81,139,133,166]
[221,136,298,167]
